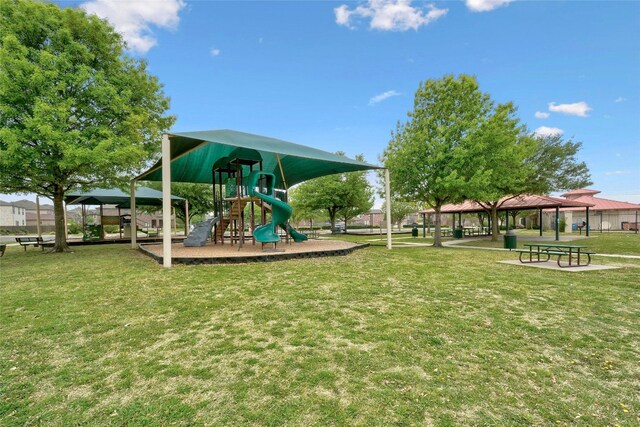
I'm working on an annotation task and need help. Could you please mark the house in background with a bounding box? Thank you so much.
[560,188,640,231]
[349,209,384,228]
[11,199,56,229]
[0,201,27,228]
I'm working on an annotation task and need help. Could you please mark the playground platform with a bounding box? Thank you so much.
[138,239,368,265]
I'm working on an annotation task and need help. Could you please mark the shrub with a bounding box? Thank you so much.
[67,221,82,235]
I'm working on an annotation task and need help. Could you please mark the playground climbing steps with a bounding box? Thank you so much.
[214,197,255,244]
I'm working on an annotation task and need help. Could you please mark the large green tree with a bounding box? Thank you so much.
[462,102,537,240]
[382,75,491,246]
[337,155,374,232]
[0,0,174,251]
[467,111,591,240]
[290,153,374,233]
[525,133,591,195]
[381,196,419,231]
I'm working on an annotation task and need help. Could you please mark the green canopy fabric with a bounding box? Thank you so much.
[136,129,381,188]
[65,187,184,208]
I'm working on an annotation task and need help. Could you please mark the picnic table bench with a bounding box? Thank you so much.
[514,243,595,268]
[15,236,54,251]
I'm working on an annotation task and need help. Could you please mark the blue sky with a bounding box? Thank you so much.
[3,0,639,205]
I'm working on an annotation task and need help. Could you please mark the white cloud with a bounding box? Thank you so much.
[335,1,448,31]
[614,96,626,103]
[81,0,185,53]
[465,0,513,12]
[534,111,550,119]
[210,48,221,57]
[534,126,564,137]
[548,101,592,117]
[369,90,401,106]
[605,170,630,176]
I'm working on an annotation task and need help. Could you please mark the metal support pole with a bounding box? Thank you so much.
[539,208,543,237]
[505,209,509,231]
[36,195,42,238]
[64,201,68,240]
[384,169,392,250]
[555,206,560,241]
[185,200,189,236]
[585,206,590,237]
[130,181,137,248]
[162,134,172,268]
[422,213,426,238]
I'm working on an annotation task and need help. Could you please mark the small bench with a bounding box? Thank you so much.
[15,236,54,251]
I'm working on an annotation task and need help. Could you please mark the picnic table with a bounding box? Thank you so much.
[514,243,595,268]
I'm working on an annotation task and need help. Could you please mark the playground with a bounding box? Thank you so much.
[131,129,389,266]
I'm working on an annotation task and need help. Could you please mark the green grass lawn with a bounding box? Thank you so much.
[454,231,640,256]
[1,242,639,425]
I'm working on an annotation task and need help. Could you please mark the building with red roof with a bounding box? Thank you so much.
[560,188,640,231]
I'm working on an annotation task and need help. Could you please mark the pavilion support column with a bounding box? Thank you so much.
[384,169,392,250]
[64,201,68,240]
[422,213,426,238]
[505,209,509,231]
[185,200,189,236]
[162,134,172,268]
[130,181,137,249]
[555,206,560,241]
[452,213,455,229]
[539,208,543,237]
[585,207,590,237]
[458,212,462,228]
[36,195,42,239]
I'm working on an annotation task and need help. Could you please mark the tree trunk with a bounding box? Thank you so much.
[52,185,70,252]
[328,208,336,233]
[433,205,442,247]
[490,204,499,242]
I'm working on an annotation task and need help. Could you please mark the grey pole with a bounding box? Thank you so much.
[555,206,560,241]
[585,206,590,237]
[539,208,543,237]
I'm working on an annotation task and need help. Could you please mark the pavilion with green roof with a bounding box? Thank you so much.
[134,129,391,267]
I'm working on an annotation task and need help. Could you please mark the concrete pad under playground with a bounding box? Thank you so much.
[499,260,620,272]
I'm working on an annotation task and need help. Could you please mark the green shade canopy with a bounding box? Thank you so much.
[65,187,184,208]
[136,129,381,188]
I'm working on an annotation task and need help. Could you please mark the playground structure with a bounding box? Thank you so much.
[206,156,307,248]
[133,129,389,267]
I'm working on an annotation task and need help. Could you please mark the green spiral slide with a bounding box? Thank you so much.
[247,171,308,244]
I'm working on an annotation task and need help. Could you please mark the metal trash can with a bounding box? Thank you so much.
[453,228,463,239]
[503,229,517,249]
[412,226,418,237]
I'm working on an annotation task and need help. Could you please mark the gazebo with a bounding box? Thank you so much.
[419,194,595,240]
[134,129,390,267]
[64,187,185,240]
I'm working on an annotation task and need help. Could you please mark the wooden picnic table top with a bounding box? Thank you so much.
[523,243,588,249]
